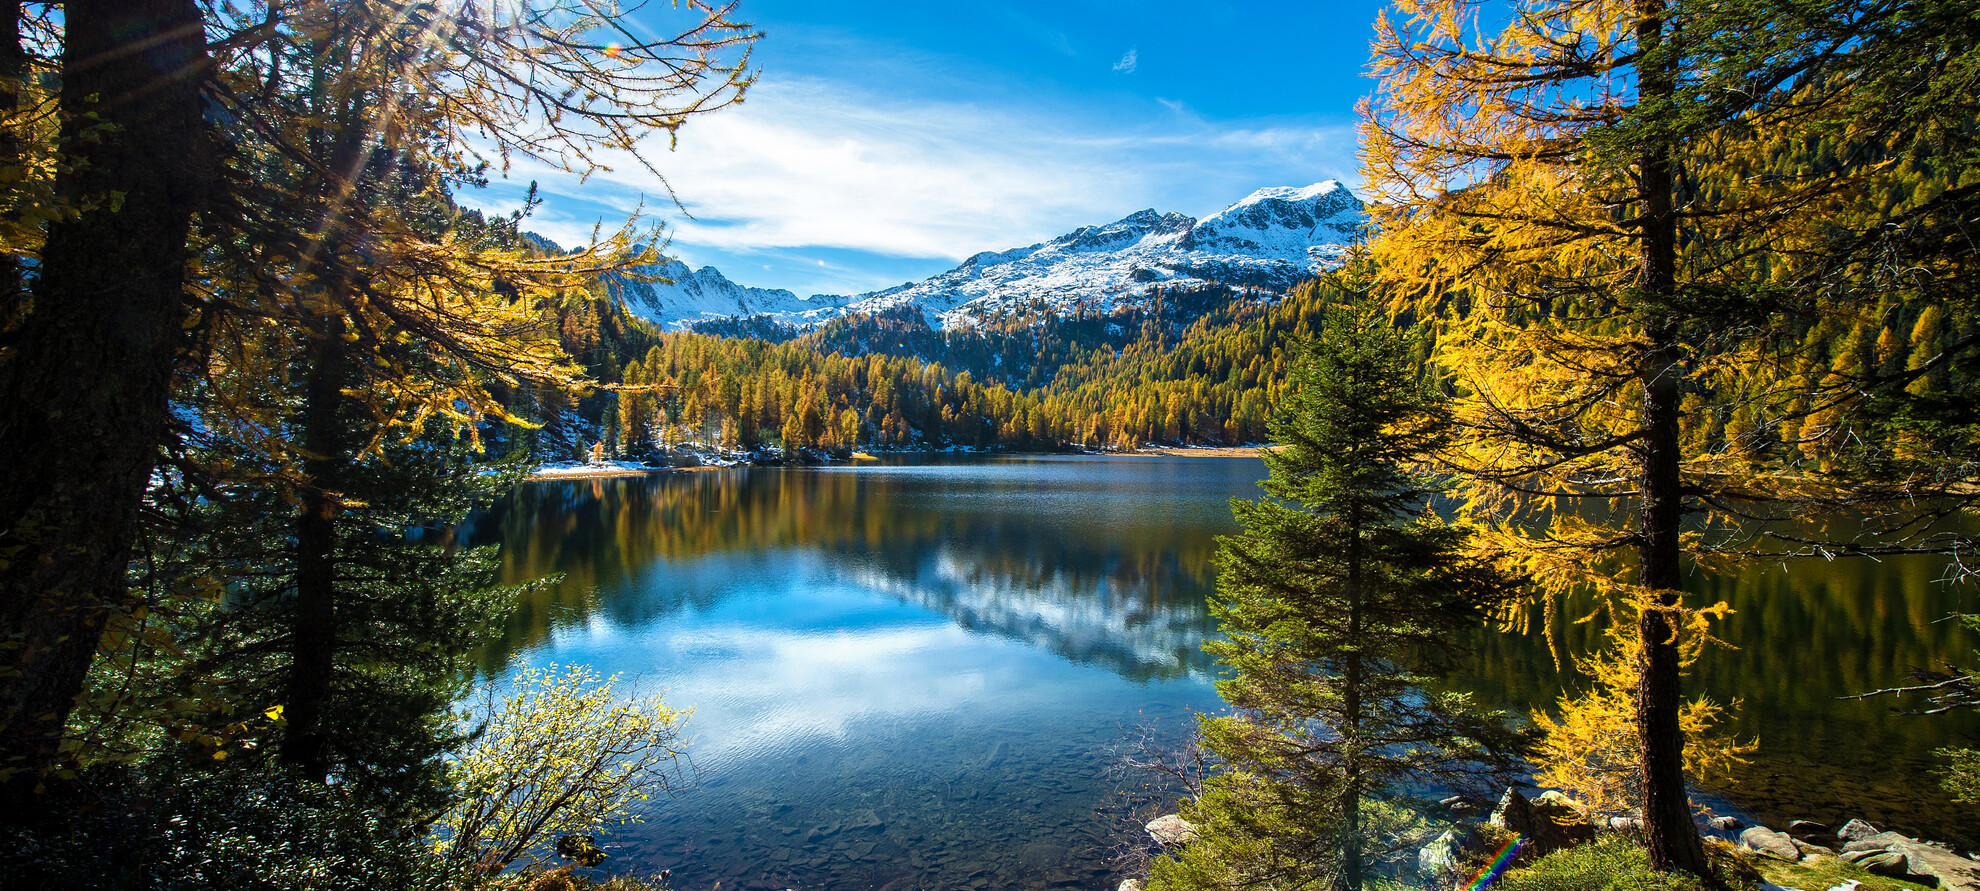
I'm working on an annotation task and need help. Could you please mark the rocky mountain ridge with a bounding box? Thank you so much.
[589,180,1366,333]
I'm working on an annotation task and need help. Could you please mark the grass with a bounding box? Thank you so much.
[1479,836,1938,891]
[1747,852,1937,891]
[1489,837,1715,891]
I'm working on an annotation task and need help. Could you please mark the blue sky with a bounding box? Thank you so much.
[457,1,1390,298]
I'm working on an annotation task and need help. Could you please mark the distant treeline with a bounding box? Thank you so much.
[520,279,1364,459]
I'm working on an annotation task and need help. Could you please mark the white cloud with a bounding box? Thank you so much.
[1112,48,1138,74]
[466,76,1360,271]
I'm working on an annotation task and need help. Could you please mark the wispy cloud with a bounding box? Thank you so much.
[459,76,1360,290]
[1112,48,1138,74]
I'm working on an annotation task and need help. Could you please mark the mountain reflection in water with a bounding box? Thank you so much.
[467,456,1227,682]
[463,454,1980,890]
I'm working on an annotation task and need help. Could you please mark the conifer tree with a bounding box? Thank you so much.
[1151,294,1526,891]
[0,0,758,799]
[1359,0,1980,873]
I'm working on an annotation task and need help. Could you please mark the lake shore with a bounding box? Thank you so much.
[525,446,1271,480]
[1132,445,1268,458]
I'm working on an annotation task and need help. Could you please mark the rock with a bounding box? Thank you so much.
[1536,790,1581,811]
[1859,851,1909,874]
[1607,816,1643,833]
[1145,815,1198,848]
[1900,841,1980,891]
[1709,815,1744,831]
[1788,819,1831,837]
[1842,830,1917,854]
[1739,826,1803,861]
[1834,831,1980,890]
[1836,819,1882,842]
[1489,788,1593,858]
[1117,881,1144,891]
[1439,795,1478,818]
[1794,840,1836,858]
[1420,830,1461,877]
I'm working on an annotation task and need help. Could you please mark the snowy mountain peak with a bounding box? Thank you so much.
[610,259,846,329]
[1230,180,1347,208]
[1181,180,1365,258]
[583,182,1368,333]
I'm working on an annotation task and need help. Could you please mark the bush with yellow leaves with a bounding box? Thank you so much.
[433,665,692,879]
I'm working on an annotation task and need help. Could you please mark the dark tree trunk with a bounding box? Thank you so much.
[283,322,346,783]
[0,1,27,321]
[1634,0,1711,877]
[1340,503,1365,891]
[0,0,208,810]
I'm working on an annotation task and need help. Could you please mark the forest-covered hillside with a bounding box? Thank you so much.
[522,278,1339,459]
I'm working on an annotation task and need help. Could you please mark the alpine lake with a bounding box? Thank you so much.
[463,454,1980,891]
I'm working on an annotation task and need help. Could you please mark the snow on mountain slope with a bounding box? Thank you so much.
[561,181,1366,332]
[610,260,848,330]
[838,180,1365,329]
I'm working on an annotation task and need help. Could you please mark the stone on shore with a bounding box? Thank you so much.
[1488,788,1592,859]
[1709,815,1743,831]
[1835,819,1881,842]
[1419,829,1461,877]
[1117,880,1145,891]
[1146,815,1198,848]
[1835,829,1980,890]
[1739,826,1803,861]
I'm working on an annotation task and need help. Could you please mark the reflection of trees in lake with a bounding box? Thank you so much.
[465,467,1220,680]
[466,462,1980,843]
[1458,552,1980,842]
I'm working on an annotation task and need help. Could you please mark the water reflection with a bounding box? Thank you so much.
[467,457,1232,682]
[1462,547,1980,843]
[468,455,1980,889]
[461,456,1250,891]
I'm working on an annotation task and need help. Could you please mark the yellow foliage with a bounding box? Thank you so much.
[1531,625,1756,818]
[433,665,691,876]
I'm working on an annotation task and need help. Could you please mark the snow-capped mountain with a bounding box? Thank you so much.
[593,180,1365,332]
[609,260,849,329]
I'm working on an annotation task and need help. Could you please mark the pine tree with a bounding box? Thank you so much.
[1152,294,1526,891]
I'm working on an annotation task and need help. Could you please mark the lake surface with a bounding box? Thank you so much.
[467,454,1980,890]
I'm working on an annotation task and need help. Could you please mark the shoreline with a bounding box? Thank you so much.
[523,446,1270,481]
[1131,445,1268,458]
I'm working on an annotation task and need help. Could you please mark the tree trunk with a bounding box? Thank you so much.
[1633,0,1711,877]
[283,321,346,783]
[0,1,27,321]
[0,0,207,810]
[1340,503,1365,891]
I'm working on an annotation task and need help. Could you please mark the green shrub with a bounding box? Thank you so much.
[1493,837,1712,891]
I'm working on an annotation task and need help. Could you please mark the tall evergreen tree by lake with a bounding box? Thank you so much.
[1151,291,1528,891]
